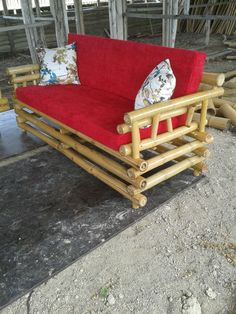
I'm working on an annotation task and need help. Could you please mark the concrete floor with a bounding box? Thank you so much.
[0,110,44,160]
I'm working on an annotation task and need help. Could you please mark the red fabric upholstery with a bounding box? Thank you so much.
[68,34,206,101]
[16,85,186,151]
[16,35,206,151]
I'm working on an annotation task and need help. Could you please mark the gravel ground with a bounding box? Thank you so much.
[1,128,236,314]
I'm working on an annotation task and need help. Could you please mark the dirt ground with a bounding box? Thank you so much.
[1,33,236,313]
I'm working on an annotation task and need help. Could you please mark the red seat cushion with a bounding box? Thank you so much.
[68,34,206,101]
[16,85,186,151]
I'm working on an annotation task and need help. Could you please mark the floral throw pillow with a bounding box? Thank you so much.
[37,43,80,85]
[134,59,176,110]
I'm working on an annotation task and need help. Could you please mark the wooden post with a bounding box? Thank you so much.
[167,0,172,47]
[35,0,47,47]
[20,0,38,63]
[162,0,177,47]
[2,0,16,55]
[205,0,216,46]
[184,0,190,15]
[162,0,167,46]
[74,0,85,34]
[171,0,178,48]
[50,0,69,47]
[108,0,127,40]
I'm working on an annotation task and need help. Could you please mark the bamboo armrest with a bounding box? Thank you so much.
[6,64,40,90]
[124,87,224,125]
[6,64,40,76]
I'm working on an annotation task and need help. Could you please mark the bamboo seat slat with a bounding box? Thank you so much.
[144,155,204,191]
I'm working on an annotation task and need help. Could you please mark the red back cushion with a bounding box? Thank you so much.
[68,34,206,101]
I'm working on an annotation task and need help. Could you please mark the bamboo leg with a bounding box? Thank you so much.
[199,99,208,132]
[132,121,141,159]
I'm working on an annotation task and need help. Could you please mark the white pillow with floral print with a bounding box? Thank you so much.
[37,43,80,85]
[135,59,176,110]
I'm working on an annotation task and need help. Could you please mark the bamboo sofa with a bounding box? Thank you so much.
[6,34,225,208]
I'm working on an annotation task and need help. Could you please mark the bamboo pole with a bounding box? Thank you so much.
[193,112,231,130]
[199,99,208,132]
[117,108,187,135]
[207,99,216,115]
[144,156,204,191]
[223,88,236,97]
[124,88,224,124]
[172,138,210,157]
[132,121,141,159]
[127,139,204,179]
[7,64,40,75]
[223,81,236,89]
[213,98,236,110]
[225,70,236,80]
[17,122,147,208]
[201,72,225,87]
[218,103,236,127]
[120,122,198,156]
[151,114,160,139]
[185,105,196,126]
[154,144,208,175]
[188,130,213,143]
[10,73,40,84]
[167,118,173,132]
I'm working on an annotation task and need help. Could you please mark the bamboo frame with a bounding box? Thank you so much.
[8,65,225,207]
